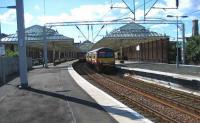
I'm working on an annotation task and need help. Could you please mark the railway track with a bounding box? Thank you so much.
[123,75,200,114]
[73,62,200,123]
[103,74,200,116]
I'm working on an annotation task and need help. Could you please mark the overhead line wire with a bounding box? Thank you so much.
[112,0,155,21]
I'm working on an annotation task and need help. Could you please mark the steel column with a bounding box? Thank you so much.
[182,23,185,64]
[16,0,28,88]
[43,26,48,68]
[176,16,179,68]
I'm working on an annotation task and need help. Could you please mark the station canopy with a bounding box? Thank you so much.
[92,23,168,50]
[1,25,78,51]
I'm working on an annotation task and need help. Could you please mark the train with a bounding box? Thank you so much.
[78,52,86,62]
[86,47,115,72]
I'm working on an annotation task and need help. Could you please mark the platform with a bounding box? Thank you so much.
[116,61,200,91]
[0,61,151,123]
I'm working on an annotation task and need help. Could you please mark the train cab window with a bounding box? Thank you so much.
[98,52,114,58]
[89,54,91,58]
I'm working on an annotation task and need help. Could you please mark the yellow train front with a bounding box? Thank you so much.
[86,47,115,72]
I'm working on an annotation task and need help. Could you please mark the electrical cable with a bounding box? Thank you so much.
[111,0,155,21]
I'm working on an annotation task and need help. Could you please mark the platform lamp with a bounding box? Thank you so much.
[167,15,188,68]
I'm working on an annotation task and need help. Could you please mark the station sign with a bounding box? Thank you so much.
[0,44,5,56]
[136,45,140,51]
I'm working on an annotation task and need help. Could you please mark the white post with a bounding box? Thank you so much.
[16,0,28,88]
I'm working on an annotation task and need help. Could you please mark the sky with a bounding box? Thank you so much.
[0,0,200,43]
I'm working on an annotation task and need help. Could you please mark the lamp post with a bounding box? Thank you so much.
[167,15,188,68]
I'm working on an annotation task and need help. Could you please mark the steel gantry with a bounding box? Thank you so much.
[40,0,184,68]
[44,18,186,65]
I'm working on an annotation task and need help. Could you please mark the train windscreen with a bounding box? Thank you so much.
[98,51,113,58]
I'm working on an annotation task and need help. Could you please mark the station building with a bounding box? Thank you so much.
[92,23,170,63]
[0,25,79,65]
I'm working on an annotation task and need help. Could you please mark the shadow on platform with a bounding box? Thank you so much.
[26,87,142,120]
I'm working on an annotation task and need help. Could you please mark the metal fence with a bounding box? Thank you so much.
[0,57,32,84]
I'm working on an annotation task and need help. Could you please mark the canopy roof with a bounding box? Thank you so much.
[1,25,78,51]
[92,23,168,50]
[105,23,165,39]
[1,25,73,43]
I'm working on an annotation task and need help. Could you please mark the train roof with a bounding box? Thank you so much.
[88,47,113,53]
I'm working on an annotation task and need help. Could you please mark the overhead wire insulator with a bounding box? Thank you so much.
[176,0,179,8]
[110,0,113,9]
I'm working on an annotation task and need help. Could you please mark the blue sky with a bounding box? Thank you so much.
[0,0,200,42]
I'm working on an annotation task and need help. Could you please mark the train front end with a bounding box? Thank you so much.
[96,48,115,71]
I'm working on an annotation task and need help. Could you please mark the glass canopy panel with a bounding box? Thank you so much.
[105,23,167,40]
[1,25,73,43]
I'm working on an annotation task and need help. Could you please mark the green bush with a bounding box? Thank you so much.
[6,49,18,57]
[186,36,200,64]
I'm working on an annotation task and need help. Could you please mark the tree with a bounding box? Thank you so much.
[186,36,200,64]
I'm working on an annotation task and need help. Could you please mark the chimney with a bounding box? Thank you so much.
[192,19,199,36]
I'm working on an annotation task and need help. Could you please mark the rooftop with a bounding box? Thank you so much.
[1,25,78,51]
[105,23,165,39]
[92,23,168,50]
[1,25,73,43]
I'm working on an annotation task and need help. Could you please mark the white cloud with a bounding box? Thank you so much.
[106,26,114,32]
[120,9,129,14]
[70,4,111,20]
[135,9,144,19]
[149,24,170,35]
[0,9,34,27]
[135,1,139,6]
[0,3,124,27]
[163,0,192,16]
[1,0,198,41]
[138,0,194,19]
[24,13,34,27]
[0,9,16,24]
[150,24,169,30]
[37,3,124,25]
[132,0,192,21]
[112,2,127,8]
[34,5,40,11]
[186,32,192,37]
[154,0,191,10]
[189,15,199,20]
[37,13,70,25]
